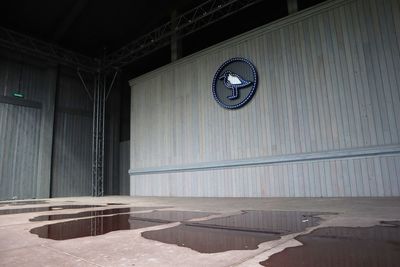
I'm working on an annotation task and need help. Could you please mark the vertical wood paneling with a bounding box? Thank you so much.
[129,0,400,197]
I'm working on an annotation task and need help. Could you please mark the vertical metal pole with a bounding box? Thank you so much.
[287,0,298,14]
[96,72,102,196]
[91,70,117,197]
[92,76,97,196]
[94,74,98,197]
[101,73,106,196]
[170,9,182,62]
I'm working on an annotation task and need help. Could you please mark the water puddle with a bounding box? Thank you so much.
[0,205,104,215]
[30,210,214,240]
[141,210,325,253]
[142,223,280,253]
[131,210,216,223]
[29,207,170,222]
[260,221,400,267]
[30,214,163,240]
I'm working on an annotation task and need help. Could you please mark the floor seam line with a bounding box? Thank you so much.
[0,243,50,254]
[40,244,105,267]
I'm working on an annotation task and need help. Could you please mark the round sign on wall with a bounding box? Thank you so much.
[212,57,258,109]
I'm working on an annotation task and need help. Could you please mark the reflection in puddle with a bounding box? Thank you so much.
[0,205,104,215]
[142,210,324,253]
[30,210,214,240]
[29,207,170,221]
[0,200,48,206]
[143,223,279,253]
[188,210,322,234]
[260,221,400,267]
[130,210,216,223]
[30,214,164,240]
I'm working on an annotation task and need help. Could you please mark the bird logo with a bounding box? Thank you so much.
[218,70,253,100]
[212,57,258,109]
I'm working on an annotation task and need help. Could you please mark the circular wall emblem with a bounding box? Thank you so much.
[212,57,258,109]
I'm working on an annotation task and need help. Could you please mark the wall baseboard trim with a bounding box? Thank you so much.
[129,145,400,175]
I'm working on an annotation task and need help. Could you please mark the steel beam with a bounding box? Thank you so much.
[287,0,298,14]
[90,70,118,196]
[171,10,182,62]
[0,0,263,71]
[103,0,263,69]
[0,26,97,72]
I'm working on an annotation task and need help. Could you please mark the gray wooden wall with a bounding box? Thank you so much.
[129,0,400,197]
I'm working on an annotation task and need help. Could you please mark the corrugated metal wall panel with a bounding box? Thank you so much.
[55,71,92,111]
[0,51,121,199]
[0,53,54,200]
[129,0,400,197]
[0,54,52,102]
[119,141,130,195]
[0,104,41,200]
[51,71,92,197]
[51,112,92,196]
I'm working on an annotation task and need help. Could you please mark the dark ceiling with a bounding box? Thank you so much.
[1,0,326,62]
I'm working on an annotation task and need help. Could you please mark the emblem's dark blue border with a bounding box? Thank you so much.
[212,57,258,109]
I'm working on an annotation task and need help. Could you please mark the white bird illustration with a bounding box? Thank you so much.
[219,70,252,100]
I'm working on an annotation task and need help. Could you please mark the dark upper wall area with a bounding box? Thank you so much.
[0,0,327,73]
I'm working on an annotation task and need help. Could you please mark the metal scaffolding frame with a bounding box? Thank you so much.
[91,70,118,197]
[92,72,106,197]
[104,0,263,69]
[0,26,97,72]
[0,0,263,196]
[78,69,118,197]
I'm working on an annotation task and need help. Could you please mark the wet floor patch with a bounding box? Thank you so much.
[0,205,104,215]
[0,200,48,206]
[260,221,400,267]
[29,207,170,221]
[187,210,323,234]
[30,210,214,240]
[142,223,280,253]
[141,210,324,253]
[30,214,163,240]
[130,210,216,223]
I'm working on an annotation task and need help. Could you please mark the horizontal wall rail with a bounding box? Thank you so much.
[129,145,400,175]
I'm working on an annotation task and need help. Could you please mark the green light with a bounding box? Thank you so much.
[12,92,24,98]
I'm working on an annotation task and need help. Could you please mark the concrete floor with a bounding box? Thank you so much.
[1,196,400,267]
